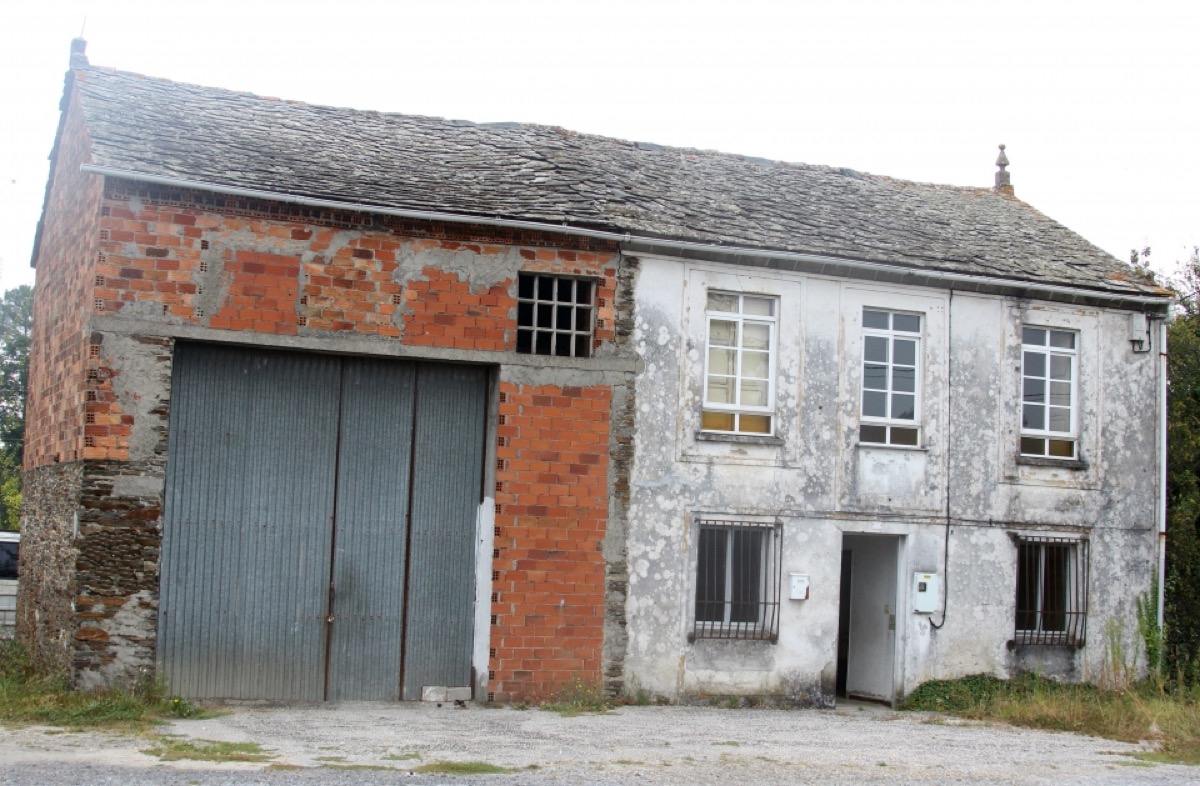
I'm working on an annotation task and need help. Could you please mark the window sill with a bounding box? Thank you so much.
[1016,455,1088,471]
[1007,637,1086,650]
[858,442,928,452]
[688,632,778,644]
[695,432,784,447]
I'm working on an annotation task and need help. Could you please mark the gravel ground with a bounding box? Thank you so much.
[0,701,1194,785]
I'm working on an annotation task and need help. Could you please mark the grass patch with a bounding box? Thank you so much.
[314,754,346,762]
[0,639,209,730]
[902,673,1200,764]
[540,676,611,716]
[381,751,421,761]
[413,760,517,775]
[144,737,274,763]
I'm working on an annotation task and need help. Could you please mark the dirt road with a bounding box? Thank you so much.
[0,701,1192,785]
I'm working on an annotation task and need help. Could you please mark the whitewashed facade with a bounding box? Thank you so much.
[624,254,1166,705]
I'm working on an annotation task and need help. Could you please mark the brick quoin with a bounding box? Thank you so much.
[489,382,611,702]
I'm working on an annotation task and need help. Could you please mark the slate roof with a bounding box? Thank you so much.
[70,64,1166,298]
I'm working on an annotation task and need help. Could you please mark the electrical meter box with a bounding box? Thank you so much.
[788,573,810,600]
[912,572,939,614]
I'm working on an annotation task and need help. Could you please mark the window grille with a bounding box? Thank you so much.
[1014,536,1088,646]
[516,273,595,358]
[691,519,782,642]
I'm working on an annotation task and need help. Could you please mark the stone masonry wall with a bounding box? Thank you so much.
[600,256,639,698]
[16,462,83,673]
[70,331,172,688]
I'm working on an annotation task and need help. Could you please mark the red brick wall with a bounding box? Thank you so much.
[25,87,104,470]
[489,383,611,701]
[83,185,619,469]
[76,183,621,699]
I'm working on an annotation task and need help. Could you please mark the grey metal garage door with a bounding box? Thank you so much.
[157,343,487,700]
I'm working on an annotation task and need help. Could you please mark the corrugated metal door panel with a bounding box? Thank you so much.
[402,364,488,698]
[159,344,340,700]
[326,358,416,701]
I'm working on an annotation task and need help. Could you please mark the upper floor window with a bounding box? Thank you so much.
[860,309,921,446]
[1020,327,1077,459]
[516,273,594,358]
[701,292,776,435]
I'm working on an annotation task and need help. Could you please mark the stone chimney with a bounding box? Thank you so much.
[69,38,88,69]
[994,144,1014,196]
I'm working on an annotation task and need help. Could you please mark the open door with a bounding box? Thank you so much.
[837,533,901,704]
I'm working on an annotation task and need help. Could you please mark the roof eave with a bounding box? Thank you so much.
[80,164,1174,315]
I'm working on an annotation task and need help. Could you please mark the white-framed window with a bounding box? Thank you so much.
[691,518,782,642]
[1015,536,1088,645]
[860,308,921,446]
[701,292,776,435]
[1020,327,1078,458]
[516,273,595,358]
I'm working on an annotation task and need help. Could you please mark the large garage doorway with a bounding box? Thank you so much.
[157,343,488,701]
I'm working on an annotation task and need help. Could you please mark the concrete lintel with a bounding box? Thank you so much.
[87,316,639,375]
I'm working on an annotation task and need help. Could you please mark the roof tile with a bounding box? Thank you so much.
[73,66,1164,297]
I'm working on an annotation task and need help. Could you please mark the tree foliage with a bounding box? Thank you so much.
[0,285,31,532]
[1166,247,1200,677]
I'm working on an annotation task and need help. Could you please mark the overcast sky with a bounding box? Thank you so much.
[1,1,1197,292]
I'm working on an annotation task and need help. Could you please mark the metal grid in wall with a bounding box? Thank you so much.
[516,273,594,358]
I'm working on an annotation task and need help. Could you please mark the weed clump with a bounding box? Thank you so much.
[145,738,273,763]
[0,638,207,728]
[902,672,1200,764]
[540,676,611,716]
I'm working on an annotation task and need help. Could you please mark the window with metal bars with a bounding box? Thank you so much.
[691,519,782,642]
[516,273,595,358]
[1014,536,1088,646]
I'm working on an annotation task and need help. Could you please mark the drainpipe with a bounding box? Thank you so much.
[1157,317,1168,633]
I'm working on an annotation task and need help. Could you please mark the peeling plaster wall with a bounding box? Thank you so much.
[625,257,1160,703]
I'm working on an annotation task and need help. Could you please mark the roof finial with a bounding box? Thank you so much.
[70,37,88,69]
[994,144,1014,196]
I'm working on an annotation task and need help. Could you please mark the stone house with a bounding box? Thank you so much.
[19,40,1172,704]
